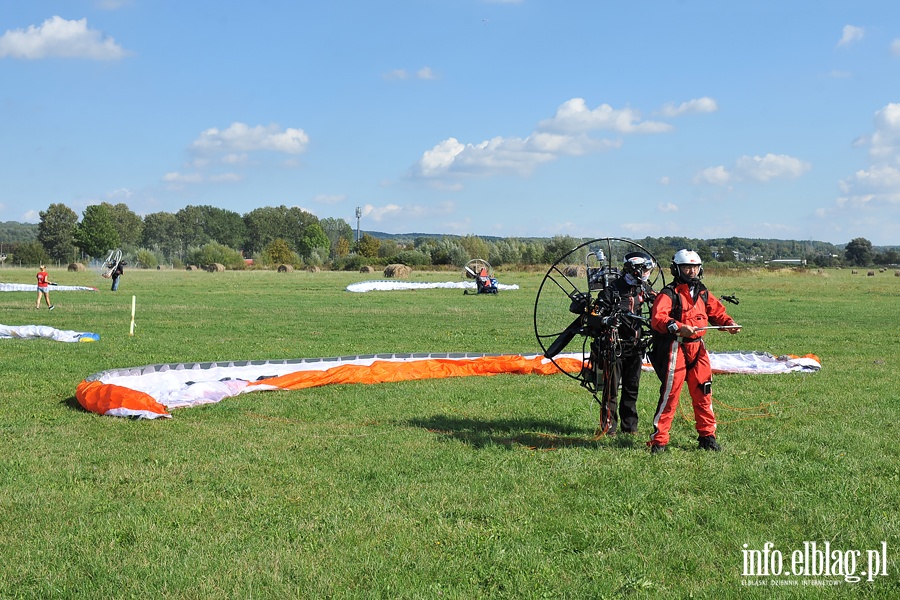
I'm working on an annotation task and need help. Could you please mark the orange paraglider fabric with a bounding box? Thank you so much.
[74,351,817,420]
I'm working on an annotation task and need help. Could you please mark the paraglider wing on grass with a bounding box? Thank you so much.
[0,324,99,343]
[76,353,567,419]
[75,351,820,419]
[0,283,98,292]
[346,281,519,292]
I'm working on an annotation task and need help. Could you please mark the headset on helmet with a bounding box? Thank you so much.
[670,249,703,283]
[623,251,654,281]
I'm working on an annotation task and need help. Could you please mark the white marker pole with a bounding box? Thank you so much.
[130,295,136,336]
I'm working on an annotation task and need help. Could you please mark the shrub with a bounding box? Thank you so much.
[394,249,431,266]
[185,242,246,270]
[332,254,370,271]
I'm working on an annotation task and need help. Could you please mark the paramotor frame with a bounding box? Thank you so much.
[533,237,665,391]
[100,249,123,279]
[463,258,499,295]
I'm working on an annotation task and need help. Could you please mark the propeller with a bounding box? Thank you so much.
[533,237,665,386]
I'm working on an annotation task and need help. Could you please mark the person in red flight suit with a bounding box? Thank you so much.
[647,249,740,453]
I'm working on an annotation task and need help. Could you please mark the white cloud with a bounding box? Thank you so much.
[539,98,672,134]
[221,153,249,165]
[161,171,241,187]
[837,25,865,47]
[209,173,242,183]
[820,102,900,232]
[868,103,900,161]
[383,69,408,80]
[361,201,455,223]
[162,172,203,184]
[658,97,719,117]
[694,154,810,184]
[411,133,619,179]
[0,16,128,60]
[384,66,436,81]
[416,66,436,80]
[191,122,309,155]
[416,138,464,178]
[659,176,671,185]
[411,98,675,181]
[838,165,900,202]
[735,153,811,182]
[693,165,731,185]
[892,39,900,56]
[657,202,678,213]
[107,188,134,200]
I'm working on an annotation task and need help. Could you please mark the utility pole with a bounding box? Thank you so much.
[355,207,362,243]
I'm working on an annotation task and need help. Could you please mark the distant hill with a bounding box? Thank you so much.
[0,221,37,243]
[363,231,509,243]
[1,220,895,252]
[361,231,900,252]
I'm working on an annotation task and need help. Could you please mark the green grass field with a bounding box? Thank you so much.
[0,265,897,598]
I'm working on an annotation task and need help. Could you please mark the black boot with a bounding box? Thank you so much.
[698,435,721,451]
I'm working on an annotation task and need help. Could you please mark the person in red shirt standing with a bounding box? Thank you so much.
[36,264,55,310]
[647,250,739,453]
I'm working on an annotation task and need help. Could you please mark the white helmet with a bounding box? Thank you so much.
[623,251,654,281]
[671,249,703,283]
[673,249,701,266]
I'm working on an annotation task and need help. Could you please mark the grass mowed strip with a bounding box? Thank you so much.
[0,267,897,598]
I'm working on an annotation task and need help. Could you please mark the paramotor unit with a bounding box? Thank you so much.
[533,238,665,399]
[100,249,123,279]
[463,258,499,295]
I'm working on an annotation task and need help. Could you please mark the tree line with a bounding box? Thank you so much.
[0,203,896,270]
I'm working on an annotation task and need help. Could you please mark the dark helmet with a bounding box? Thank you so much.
[623,252,654,281]
[670,249,703,284]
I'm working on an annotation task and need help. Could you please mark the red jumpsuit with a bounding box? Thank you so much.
[648,283,735,447]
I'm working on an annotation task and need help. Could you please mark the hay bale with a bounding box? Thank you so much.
[186,265,201,271]
[867,270,875,277]
[384,263,412,278]
[67,262,86,272]
[305,265,320,273]
[277,264,294,273]
[360,265,375,273]
[205,263,225,272]
[895,270,900,277]
[851,269,858,274]
[564,265,586,277]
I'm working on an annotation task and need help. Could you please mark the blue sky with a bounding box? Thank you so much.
[2,1,899,245]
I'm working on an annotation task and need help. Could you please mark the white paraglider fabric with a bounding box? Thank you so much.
[0,283,98,292]
[346,280,519,292]
[0,324,100,343]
